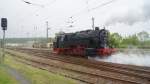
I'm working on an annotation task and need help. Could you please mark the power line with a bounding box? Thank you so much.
[85,0,90,12]
[21,0,57,8]
[21,0,57,21]
[21,0,117,32]
[89,0,117,11]
[71,0,117,18]
[21,0,45,8]
[69,0,117,27]
[43,0,57,7]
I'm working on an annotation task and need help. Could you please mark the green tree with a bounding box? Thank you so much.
[108,33,122,48]
[137,31,149,41]
[137,31,150,48]
[122,34,140,47]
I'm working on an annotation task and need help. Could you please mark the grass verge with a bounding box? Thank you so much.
[4,54,78,84]
[0,64,19,84]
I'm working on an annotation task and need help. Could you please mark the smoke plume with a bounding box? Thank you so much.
[105,0,150,26]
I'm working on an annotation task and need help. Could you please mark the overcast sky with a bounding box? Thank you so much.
[0,0,150,38]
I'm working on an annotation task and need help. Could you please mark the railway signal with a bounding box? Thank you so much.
[1,18,7,64]
[1,18,7,30]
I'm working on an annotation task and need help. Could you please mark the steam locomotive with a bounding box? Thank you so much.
[53,27,115,57]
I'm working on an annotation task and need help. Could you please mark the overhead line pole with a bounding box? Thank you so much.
[46,21,49,43]
[92,17,95,30]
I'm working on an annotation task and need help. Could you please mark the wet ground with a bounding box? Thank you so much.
[89,49,150,67]
[5,65,31,84]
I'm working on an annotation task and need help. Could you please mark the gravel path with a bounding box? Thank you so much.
[4,65,31,84]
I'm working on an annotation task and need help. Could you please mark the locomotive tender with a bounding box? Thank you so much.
[53,27,115,57]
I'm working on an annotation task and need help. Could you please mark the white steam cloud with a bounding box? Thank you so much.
[89,50,150,67]
[105,0,150,26]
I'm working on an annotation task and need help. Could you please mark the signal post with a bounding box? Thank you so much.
[1,18,7,64]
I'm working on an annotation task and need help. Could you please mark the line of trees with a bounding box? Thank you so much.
[108,31,150,48]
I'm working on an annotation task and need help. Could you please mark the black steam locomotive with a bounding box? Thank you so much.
[53,27,115,57]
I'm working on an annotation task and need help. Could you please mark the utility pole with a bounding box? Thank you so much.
[46,21,49,43]
[92,17,95,30]
[34,26,37,43]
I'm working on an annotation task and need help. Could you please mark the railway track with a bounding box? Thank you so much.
[11,48,150,76]
[7,48,150,84]
[11,48,150,70]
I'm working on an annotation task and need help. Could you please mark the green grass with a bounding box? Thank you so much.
[0,65,19,84]
[4,54,78,84]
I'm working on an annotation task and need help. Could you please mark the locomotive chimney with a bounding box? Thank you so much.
[95,27,99,30]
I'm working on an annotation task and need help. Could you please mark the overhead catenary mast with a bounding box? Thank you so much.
[46,21,50,43]
[92,17,95,30]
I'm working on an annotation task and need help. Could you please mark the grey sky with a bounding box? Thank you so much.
[0,0,150,38]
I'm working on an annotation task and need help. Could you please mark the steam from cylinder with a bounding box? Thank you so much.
[89,49,150,67]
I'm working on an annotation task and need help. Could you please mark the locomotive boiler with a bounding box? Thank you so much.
[53,27,115,57]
